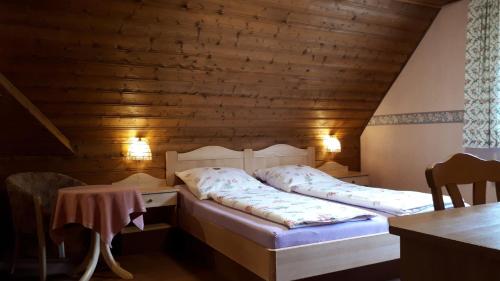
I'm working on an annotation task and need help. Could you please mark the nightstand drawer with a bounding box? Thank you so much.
[341,176,370,186]
[142,192,177,208]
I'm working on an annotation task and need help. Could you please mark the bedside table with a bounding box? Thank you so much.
[140,186,177,209]
[112,173,178,234]
[337,171,370,186]
[121,186,178,234]
[317,161,370,186]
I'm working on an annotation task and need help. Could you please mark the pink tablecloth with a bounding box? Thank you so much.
[51,185,146,246]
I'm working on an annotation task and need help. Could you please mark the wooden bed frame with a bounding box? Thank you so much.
[166,144,399,281]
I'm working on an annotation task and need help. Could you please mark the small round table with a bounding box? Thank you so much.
[51,185,146,281]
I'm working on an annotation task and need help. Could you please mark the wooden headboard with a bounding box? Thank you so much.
[165,144,315,185]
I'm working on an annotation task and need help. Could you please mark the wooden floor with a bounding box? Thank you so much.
[95,252,400,281]
[91,252,227,281]
[4,251,400,281]
[2,252,227,281]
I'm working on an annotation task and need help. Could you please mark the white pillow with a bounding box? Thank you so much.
[254,165,336,192]
[175,167,262,199]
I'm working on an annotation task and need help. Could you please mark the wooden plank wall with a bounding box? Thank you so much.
[0,0,441,184]
[0,73,74,155]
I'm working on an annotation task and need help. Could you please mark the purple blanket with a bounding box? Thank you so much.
[177,186,390,249]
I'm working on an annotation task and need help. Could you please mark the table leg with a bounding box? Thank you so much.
[78,231,100,281]
[73,233,96,275]
[73,250,90,275]
[100,241,133,279]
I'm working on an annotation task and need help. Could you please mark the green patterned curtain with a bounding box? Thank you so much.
[464,0,500,148]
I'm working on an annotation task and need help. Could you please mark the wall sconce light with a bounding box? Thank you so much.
[319,135,347,176]
[127,137,152,161]
[323,135,341,153]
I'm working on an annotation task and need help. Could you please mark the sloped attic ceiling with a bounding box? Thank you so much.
[397,0,458,8]
[0,0,458,172]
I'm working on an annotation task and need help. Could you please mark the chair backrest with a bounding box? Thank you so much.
[425,153,500,210]
[5,172,85,234]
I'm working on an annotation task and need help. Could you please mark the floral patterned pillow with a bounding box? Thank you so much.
[175,167,263,199]
[254,165,337,192]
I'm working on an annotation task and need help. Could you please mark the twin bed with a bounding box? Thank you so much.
[165,144,400,281]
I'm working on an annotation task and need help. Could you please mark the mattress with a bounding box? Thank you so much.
[177,185,391,249]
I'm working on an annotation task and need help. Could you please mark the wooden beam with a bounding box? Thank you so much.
[392,0,457,8]
[0,72,75,154]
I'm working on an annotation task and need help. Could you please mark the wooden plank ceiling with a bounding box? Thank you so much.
[394,0,458,8]
[0,0,451,183]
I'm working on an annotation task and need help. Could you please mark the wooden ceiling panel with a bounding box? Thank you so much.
[0,0,448,182]
[392,0,459,8]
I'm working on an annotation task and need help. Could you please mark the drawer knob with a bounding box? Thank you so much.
[147,199,153,203]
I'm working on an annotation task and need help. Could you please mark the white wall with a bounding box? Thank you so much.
[363,124,464,191]
[361,0,475,198]
[373,1,467,115]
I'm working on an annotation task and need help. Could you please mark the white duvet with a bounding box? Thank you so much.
[291,181,454,216]
[209,184,376,228]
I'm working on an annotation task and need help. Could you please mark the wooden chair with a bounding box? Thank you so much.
[425,153,500,210]
[5,172,85,281]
